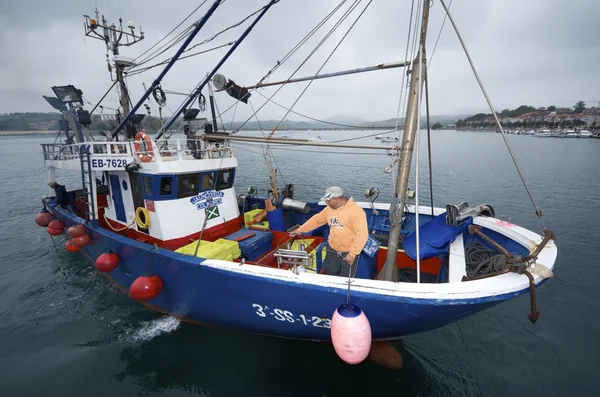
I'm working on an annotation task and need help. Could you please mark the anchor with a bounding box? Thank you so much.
[522,269,540,323]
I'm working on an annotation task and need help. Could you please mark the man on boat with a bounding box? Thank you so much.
[290,186,368,277]
[48,182,74,212]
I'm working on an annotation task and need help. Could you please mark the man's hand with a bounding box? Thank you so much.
[289,230,301,237]
[344,254,355,266]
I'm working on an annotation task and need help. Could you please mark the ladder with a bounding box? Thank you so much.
[79,145,98,221]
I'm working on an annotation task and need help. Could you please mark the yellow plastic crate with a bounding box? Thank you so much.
[176,238,241,261]
[244,209,270,229]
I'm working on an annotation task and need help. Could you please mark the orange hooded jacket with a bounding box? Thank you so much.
[296,197,369,257]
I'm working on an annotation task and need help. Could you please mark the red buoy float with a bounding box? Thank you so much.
[95,251,120,272]
[71,234,91,247]
[47,219,65,235]
[130,274,163,301]
[65,240,81,252]
[330,303,372,365]
[35,209,54,227]
[47,227,64,236]
[68,224,87,238]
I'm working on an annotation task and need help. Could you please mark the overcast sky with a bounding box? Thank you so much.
[1,0,598,122]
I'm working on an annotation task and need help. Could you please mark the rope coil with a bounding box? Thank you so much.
[465,242,525,278]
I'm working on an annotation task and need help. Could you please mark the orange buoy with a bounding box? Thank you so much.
[65,240,81,252]
[71,234,91,247]
[35,209,54,227]
[367,341,403,370]
[130,274,163,301]
[330,303,372,365]
[95,251,120,272]
[47,219,65,235]
[68,224,87,238]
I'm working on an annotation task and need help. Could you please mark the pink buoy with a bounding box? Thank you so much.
[330,303,372,365]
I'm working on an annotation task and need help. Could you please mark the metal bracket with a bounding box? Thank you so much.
[446,202,495,226]
[274,246,311,275]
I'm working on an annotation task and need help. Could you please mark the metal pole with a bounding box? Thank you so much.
[89,81,118,115]
[208,81,219,133]
[204,134,397,150]
[242,61,410,89]
[379,0,430,282]
[156,0,280,138]
[111,0,222,138]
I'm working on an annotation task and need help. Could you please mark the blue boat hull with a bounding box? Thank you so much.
[49,204,534,341]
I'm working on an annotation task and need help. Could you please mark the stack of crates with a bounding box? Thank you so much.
[243,209,269,230]
[175,238,241,261]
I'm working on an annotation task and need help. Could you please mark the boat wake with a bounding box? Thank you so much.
[127,316,181,343]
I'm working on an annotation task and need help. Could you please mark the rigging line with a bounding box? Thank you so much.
[185,2,271,51]
[232,145,384,169]
[253,0,349,87]
[329,129,399,143]
[229,100,239,132]
[424,71,435,217]
[211,86,228,133]
[409,0,424,65]
[234,0,362,133]
[132,0,209,64]
[415,42,425,284]
[394,0,417,132]
[127,42,235,76]
[438,0,544,223]
[428,0,452,69]
[254,90,366,129]
[138,1,271,70]
[233,142,389,156]
[248,99,286,186]
[135,24,196,67]
[269,0,373,136]
[195,1,348,132]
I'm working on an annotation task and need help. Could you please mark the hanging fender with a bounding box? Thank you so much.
[134,131,154,162]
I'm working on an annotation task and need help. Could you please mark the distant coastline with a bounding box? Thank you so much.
[0,130,57,136]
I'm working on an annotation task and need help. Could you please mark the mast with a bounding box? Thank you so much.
[378,0,431,282]
[84,9,144,137]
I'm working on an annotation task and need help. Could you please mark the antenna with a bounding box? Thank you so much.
[83,8,145,138]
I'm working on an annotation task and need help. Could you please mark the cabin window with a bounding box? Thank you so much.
[160,177,173,196]
[143,176,153,196]
[201,172,216,191]
[216,168,234,191]
[178,173,199,198]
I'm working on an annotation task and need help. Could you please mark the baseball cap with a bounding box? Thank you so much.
[320,186,343,202]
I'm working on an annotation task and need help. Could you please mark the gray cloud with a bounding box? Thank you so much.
[1,0,599,122]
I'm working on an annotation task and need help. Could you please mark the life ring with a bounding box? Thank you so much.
[135,207,151,229]
[134,131,154,162]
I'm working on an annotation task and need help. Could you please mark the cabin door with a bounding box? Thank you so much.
[129,174,149,234]
[109,175,127,222]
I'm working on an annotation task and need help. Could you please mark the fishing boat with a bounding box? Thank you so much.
[36,0,556,346]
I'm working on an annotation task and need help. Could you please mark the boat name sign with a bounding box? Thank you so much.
[190,191,224,210]
[252,303,332,329]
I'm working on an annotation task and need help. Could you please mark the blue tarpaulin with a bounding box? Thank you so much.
[403,213,472,260]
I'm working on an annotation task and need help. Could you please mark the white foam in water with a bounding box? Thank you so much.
[129,316,181,342]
